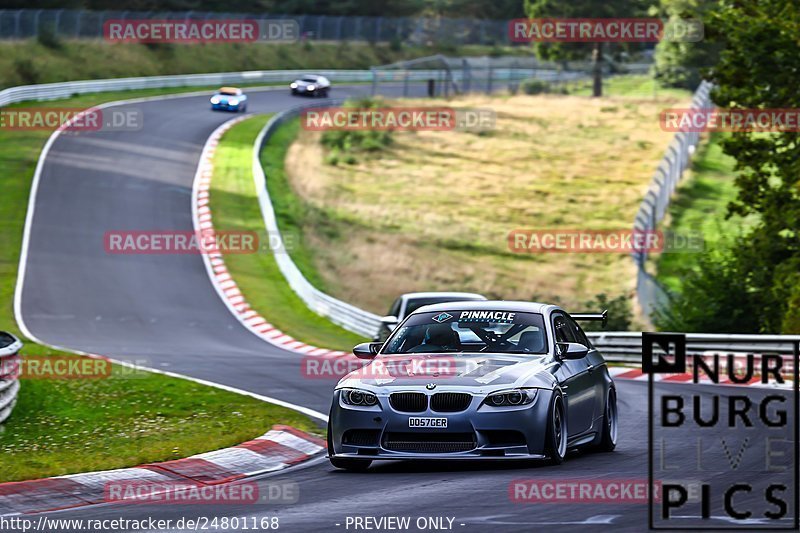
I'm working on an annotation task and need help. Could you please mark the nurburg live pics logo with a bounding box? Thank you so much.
[644,332,800,529]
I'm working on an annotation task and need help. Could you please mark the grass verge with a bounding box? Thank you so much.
[0,88,320,483]
[653,132,756,293]
[280,85,693,313]
[1,40,533,89]
[208,115,366,351]
[3,369,319,483]
[567,74,692,100]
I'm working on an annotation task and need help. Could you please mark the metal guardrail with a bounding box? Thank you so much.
[253,102,383,339]
[0,70,379,106]
[631,80,713,319]
[0,68,557,106]
[588,331,800,366]
[0,332,23,424]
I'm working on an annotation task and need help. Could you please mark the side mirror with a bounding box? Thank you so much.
[353,342,381,360]
[380,315,399,330]
[556,342,589,360]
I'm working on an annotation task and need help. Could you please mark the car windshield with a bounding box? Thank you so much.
[301,77,318,82]
[219,89,239,95]
[404,296,481,316]
[382,310,548,355]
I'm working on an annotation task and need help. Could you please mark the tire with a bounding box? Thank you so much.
[327,420,372,471]
[596,388,618,452]
[544,392,567,464]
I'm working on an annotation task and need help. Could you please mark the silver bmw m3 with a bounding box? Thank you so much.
[327,301,618,471]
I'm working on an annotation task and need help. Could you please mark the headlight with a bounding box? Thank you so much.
[228,98,239,106]
[307,84,316,91]
[290,82,298,89]
[210,96,220,104]
[486,389,537,407]
[341,388,378,407]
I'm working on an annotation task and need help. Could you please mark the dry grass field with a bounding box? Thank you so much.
[283,88,690,314]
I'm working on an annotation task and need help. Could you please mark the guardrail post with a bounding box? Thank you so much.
[14,10,22,38]
[33,9,43,38]
[54,9,63,36]
[337,16,345,40]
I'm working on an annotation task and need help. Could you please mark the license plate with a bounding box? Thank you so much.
[408,417,447,428]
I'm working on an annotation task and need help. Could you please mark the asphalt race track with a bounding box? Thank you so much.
[16,85,797,531]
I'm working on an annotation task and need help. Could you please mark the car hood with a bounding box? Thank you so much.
[213,94,238,103]
[337,353,558,390]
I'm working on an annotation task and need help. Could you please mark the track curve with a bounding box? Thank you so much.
[16,85,791,532]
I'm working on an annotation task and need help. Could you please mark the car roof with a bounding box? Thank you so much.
[412,300,556,314]
[402,292,486,300]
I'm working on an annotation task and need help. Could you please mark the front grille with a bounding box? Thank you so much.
[430,392,472,412]
[383,432,476,453]
[389,392,427,412]
[342,429,381,447]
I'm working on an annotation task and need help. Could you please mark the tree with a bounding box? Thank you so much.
[524,0,652,97]
[653,0,722,89]
[655,0,800,333]
[708,0,800,333]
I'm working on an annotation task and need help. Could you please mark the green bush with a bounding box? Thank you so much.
[782,275,800,334]
[521,79,551,95]
[37,23,62,50]
[652,246,759,333]
[13,58,39,85]
[581,293,633,332]
[320,97,394,164]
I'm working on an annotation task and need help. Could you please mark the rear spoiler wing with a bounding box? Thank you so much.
[571,309,608,328]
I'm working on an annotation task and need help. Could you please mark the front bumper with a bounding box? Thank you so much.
[291,86,318,96]
[329,388,553,461]
[211,103,240,111]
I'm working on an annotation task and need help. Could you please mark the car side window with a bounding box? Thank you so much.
[552,314,577,343]
[566,316,592,348]
[388,298,402,317]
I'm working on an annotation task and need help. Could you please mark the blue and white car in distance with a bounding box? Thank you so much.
[210,87,248,112]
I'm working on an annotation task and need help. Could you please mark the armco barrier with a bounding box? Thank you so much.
[587,332,800,368]
[253,102,383,339]
[0,332,23,424]
[0,67,565,107]
[0,70,374,107]
[631,80,713,319]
